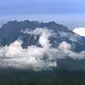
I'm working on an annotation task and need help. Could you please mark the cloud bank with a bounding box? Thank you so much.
[0,28,85,71]
[73,27,85,37]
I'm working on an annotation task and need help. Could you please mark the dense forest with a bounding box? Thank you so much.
[0,69,85,85]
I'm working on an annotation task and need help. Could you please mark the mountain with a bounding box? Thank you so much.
[0,20,84,51]
[0,20,69,46]
[0,20,85,70]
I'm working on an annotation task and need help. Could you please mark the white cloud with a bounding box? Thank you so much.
[73,27,85,37]
[59,31,81,42]
[0,28,59,71]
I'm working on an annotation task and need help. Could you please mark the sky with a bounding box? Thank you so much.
[0,0,85,29]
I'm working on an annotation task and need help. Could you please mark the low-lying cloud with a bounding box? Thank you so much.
[0,28,85,71]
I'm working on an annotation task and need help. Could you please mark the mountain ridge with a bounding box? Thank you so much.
[0,20,85,51]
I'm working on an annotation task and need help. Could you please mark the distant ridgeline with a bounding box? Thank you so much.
[0,20,69,46]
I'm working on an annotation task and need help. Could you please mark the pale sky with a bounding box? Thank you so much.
[0,0,85,30]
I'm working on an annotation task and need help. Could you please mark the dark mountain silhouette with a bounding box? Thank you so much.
[0,20,69,45]
[0,20,85,51]
[0,20,85,70]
